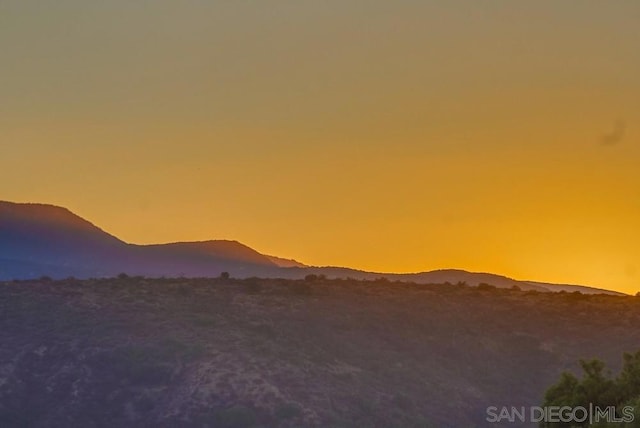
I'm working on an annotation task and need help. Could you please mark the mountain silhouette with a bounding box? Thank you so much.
[0,202,126,278]
[0,201,278,279]
[0,201,624,295]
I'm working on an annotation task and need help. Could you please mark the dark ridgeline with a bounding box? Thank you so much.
[0,200,625,296]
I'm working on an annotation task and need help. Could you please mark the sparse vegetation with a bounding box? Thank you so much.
[0,277,639,427]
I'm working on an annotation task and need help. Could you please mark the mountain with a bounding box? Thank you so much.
[0,201,278,280]
[127,241,277,278]
[0,202,127,278]
[523,280,624,295]
[0,200,624,295]
[268,266,624,295]
[265,255,307,268]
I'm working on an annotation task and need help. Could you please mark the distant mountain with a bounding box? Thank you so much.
[265,255,307,268]
[0,201,624,295]
[523,280,623,295]
[0,202,127,278]
[0,201,279,280]
[128,241,277,278]
[264,266,624,295]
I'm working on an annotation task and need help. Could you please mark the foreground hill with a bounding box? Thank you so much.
[0,277,638,427]
[0,201,623,295]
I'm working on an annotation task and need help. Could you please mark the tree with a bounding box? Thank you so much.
[543,371,580,410]
[618,351,640,399]
[219,272,230,280]
[542,351,640,427]
[575,358,617,408]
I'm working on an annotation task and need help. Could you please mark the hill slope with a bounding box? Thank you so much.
[0,277,638,427]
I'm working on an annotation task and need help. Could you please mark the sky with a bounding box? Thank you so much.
[1,1,639,293]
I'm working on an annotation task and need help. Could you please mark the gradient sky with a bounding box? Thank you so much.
[1,1,639,293]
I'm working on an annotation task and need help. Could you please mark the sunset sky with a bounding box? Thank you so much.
[1,2,639,293]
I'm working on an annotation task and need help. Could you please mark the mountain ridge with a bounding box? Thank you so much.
[0,200,625,295]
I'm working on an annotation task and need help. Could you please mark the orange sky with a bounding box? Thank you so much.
[1,2,639,293]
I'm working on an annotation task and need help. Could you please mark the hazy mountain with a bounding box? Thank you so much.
[270,266,624,295]
[265,255,307,268]
[0,201,278,280]
[0,202,127,278]
[0,200,624,295]
[127,241,277,278]
[523,280,624,295]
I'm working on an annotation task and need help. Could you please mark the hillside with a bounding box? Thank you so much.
[1,277,638,427]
